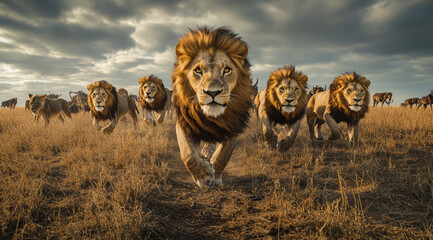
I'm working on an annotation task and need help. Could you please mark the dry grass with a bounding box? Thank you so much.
[0,107,432,239]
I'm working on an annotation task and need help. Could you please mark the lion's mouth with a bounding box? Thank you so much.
[281,105,295,113]
[95,106,104,111]
[349,104,361,112]
[206,101,227,107]
[146,97,154,103]
[200,101,227,118]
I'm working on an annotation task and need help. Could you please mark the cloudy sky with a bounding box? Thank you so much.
[1,0,432,106]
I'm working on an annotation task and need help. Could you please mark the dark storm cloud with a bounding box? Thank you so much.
[0,0,432,106]
[0,14,135,58]
[0,0,70,19]
[0,50,87,77]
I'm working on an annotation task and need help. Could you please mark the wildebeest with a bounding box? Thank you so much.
[251,78,259,100]
[68,101,80,114]
[46,93,62,100]
[403,98,420,108]
[1,98,17,109]
[308,85,326,98]
[373,92,393,106]
[417,91,433,110]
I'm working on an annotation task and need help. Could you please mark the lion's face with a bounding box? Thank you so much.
[341,82,368,112]
[274,79,304,113]
[28,94,46,113]
[188,51,239,118]
[141,81,158,103]
[89,87,110,112]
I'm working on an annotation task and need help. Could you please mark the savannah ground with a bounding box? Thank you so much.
[0,106,432,239]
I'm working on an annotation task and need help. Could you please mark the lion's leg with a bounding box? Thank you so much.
[176,121,215,189]
[324,113,341,140]
[277,120,301,152]
[142,109,156,126]
[315,120,324,140]
[210,138,237,187]
[129,110,138,130]
[102,112,119,134]
[307,108,317,142]
[347,122,359,146]
[156,109,166,124]
[260,115,277,149]
[92,118,102,131]
[201,142,215,159]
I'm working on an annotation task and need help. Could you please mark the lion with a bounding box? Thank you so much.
[138,75,172,126]
[87,80,138,134]
[307,72,371,145]
[254,65,308,151]
[28,94,72,126]
[172,26,252,189]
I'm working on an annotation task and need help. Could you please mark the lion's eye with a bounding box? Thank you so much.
[102,93,105,97]
[194,67,202,75]
[360,89,364,93]
[347,89,352,94]
[223,67,231,75]
[294,87,299,92]
[92,93,96,97]
[279,87,284,93]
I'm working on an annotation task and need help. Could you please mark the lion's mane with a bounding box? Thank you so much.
[172,26,252,143]
[328,72,370,124]
[138,75,167,113]
[87,80,118,121]
[264,65,308,125]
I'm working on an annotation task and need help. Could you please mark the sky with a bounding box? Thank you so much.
[1,0,432,106]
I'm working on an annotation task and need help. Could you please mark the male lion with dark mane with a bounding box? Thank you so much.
[172,26,252,189]
[254,65,308,151]
[307,72,370,145]
[138,75,172,126]
[87,80,138,134]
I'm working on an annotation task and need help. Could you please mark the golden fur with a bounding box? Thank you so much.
[254,66,308,151]
[87,80,138,134]
[138,75,171,126]
[172,26,252,189]
[307,72,371,145]
[28,94,72,126]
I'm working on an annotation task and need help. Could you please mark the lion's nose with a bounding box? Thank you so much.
[203,89,222,98]
[285,99,294,104]
[354,98,362,103]
[96,100,102,104]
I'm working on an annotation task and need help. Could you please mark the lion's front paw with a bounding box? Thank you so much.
[102,126,114,134]
[277,137,295,152]
[213,175,223,188]
[192,161,215,189]
[328,130,341,140]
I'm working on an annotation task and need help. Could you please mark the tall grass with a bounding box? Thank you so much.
[0,106,432,239]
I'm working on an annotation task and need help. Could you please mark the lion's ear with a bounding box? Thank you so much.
[104,84,113,93]
[41,94,47,100]
[87,84,94,92]
[175,43,183,58]
[237,43,249,60]
[138,77,145,84]
[28,94,33,99]
[362,79,371,88]
[298,75,308,85]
